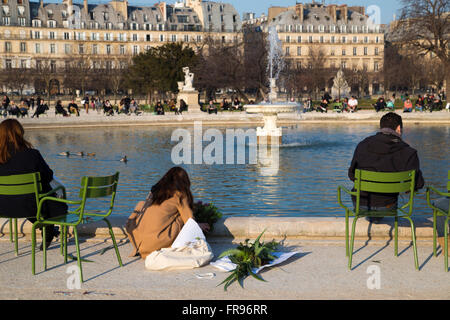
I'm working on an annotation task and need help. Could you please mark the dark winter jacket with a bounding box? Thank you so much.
[348,131,425,209]
[0,149,67,219]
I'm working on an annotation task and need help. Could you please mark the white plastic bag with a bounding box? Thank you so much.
[145,218,214,271]
[145,239,213,271]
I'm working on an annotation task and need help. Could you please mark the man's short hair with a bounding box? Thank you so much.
[380,112,403,130]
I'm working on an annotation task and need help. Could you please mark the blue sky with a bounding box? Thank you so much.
[41,0,403,25]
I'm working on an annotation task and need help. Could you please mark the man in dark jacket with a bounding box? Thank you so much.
[348,112,425,222]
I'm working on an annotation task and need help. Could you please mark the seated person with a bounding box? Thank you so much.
[342,98,350,112]
[125,167,210,259]
[373,97,387,112]
[32,99,48,118]
[179,99,188,113]
[168,99,177,112]
[415,96,424,112]
[207,100,218,114]
[303,98,313,112]
[332,99,343,112]
[55,100,69,117]
[7,101,20,117]
[102,100,113,116]
[403,98,413,113]
[430,96,443,112]
[348,112,424,223]
[129,99,140,115]
[68,100,80,116]
[232,98,242,111]
[155,102,165,115]
[317,99,328,113]
[348,96,358,112]
[18,101,29,118]
[0,119,68,250]
[386,100,395,110]
[221,98,230,111]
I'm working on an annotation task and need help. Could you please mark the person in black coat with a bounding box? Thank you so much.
[348,112,425,222]
[0,119,67,249]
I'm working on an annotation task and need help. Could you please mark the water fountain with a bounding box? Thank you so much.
[244,26,301,145]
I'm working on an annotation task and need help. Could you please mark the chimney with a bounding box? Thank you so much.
[40,0,43,8]
[295,3,304,23]
[327,4,337,23]
[83,0,88,14]
[340,5,348,23]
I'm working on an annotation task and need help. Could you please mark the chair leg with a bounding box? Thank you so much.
[433,210,437,257]
[403,216,419,271]
[445,217,449,272]
[63,226,68,264]
[31,223,37,275]
[14,218,18,256]
[348,216,359,270]
[42,226,47,271]
[73,227,83,283]
[394,216,398,257]
[9,218,13,243]
[105,218,123,267]
[345,213,349,257]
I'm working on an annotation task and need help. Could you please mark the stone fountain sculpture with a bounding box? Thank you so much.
[177,66,201,113]
[244,26,300,144]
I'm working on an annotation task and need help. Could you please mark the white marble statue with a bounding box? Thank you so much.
[182,67,195,91]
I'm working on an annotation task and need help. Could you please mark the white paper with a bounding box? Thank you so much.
[171,218,206,249]
[50,177,65,198]
[210,251,300,274]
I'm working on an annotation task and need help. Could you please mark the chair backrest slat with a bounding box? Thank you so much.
[82,175,117,187]
[355,169,415,194]
[359,170,414,183]
[84,185,115,198]
[78,173,119,199]
[0,183,39,195]
[0,173,42,195]
[359,181,412,194]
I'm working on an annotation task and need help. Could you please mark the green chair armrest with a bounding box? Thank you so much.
[337,185,357,209]
[426,186,450,213]
[39,185,67,199]
[37,196,82,221]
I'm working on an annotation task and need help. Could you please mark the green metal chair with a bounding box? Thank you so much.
[31,172,122,283]
[426,170,450,271]
[0,172,66,256]
[338,169,419,270]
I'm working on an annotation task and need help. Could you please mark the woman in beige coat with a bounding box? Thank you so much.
[126,167,209,259]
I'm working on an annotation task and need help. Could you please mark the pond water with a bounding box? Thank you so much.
[26,123,449,218]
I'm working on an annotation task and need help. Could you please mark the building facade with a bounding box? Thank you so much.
[244,2,386,96]
[0,0,242,94]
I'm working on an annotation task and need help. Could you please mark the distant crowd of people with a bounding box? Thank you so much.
[374,92,447,113]
[303,93,359,113]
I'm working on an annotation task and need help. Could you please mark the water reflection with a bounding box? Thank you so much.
[25,124,449,218]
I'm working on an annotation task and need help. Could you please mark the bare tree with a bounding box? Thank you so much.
[395,0,450,98]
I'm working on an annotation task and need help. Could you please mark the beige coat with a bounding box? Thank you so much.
[125,192,193,259]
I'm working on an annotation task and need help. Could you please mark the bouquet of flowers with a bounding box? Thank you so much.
[217,230,279,291]
[193,201,222,232]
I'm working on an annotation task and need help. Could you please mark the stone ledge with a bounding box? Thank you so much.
[0,216,435,241]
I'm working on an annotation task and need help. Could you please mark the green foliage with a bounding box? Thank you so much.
[218,230,279,291]
[126,43,197,96]
[193,201,222,232]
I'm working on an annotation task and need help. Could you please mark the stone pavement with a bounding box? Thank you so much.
[1,237,449,300]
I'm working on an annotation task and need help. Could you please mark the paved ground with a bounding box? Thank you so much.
[1,237,449,300]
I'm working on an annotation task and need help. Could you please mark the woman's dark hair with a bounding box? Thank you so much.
[0,119,32,164]
[380,112,403,130]
[151,167,193,208]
